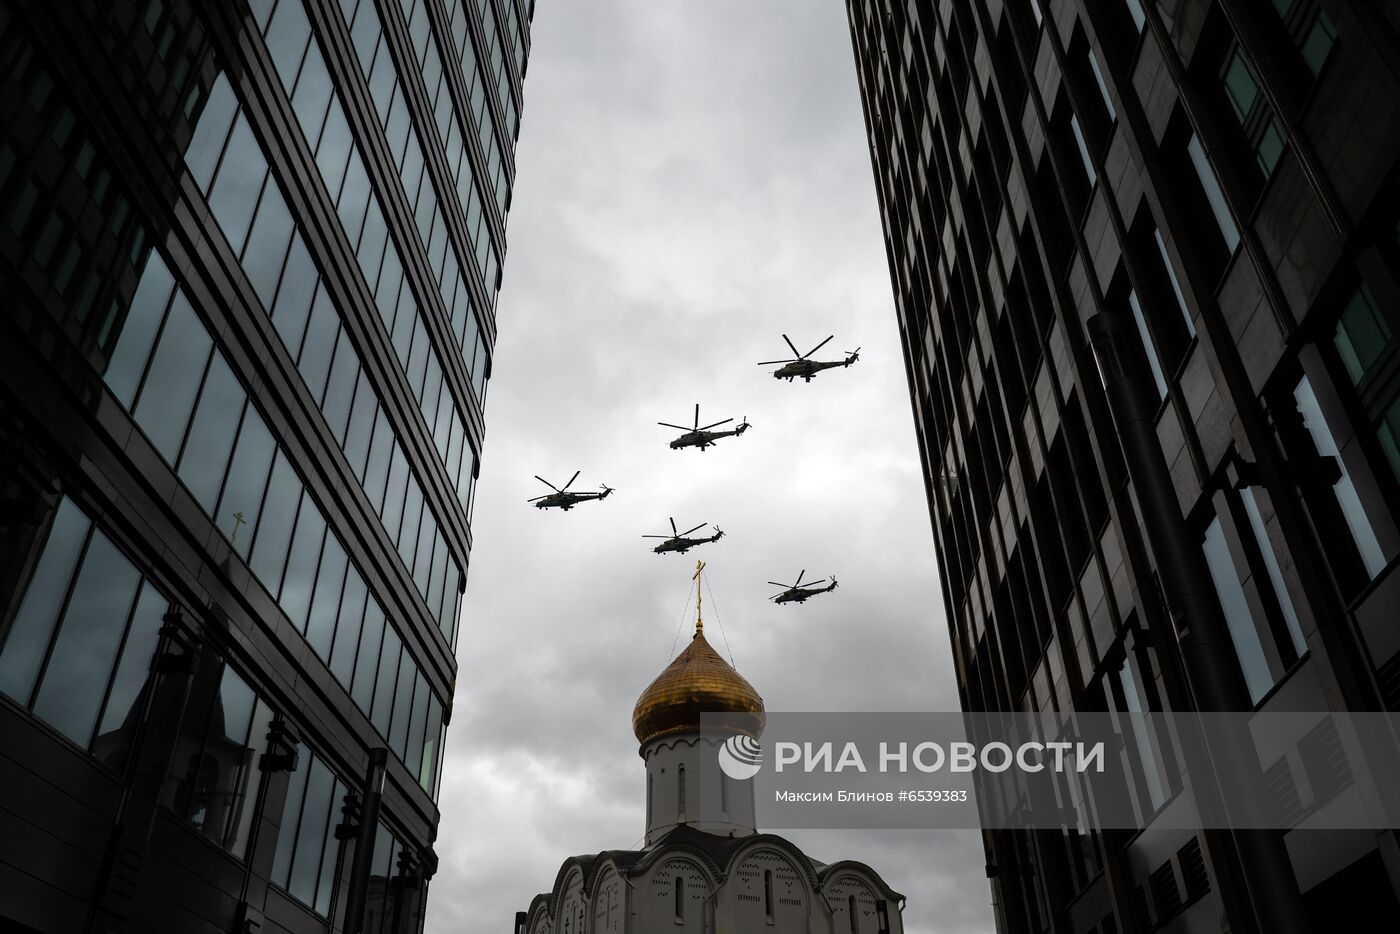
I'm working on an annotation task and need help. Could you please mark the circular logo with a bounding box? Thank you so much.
[717,735,763,781]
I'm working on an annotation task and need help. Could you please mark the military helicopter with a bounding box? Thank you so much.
[528,471,614,510]
[757,334,860,382]
[659,404,751,451]
[769,569,839,604]
[643,518,725,555]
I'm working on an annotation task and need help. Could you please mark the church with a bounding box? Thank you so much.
[515,574,906,933]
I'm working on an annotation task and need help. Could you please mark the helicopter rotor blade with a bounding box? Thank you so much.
[756,359,798,366]
[767,581,789,588]
[669,517,679,536]
[680,523,706,536]
[534,475,561,492]
[795,569,807,587]
[527,494,552,502]
[698,418,734,431]
[561,470,580,492]
[803,579,828,588]
[806,335,835,358]
[642,535,671,539]
[658,422,690,431]
[693,403,700,431]
[782,333,801,359]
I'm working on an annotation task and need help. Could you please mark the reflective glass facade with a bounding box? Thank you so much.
[0,0,530,930]
[847,0,1400,931]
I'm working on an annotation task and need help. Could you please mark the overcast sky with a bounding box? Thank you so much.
[426,3,995,932]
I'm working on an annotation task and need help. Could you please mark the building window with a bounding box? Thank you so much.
[1334,284,1400,482]
[1088,50,1116,122]
[1293,375,1387,578]
[1107,636,1173,812]
[647,772,653,824]
[1239,487,1307,658]
[1203,517,1275,703]
[1153,228,1196,339]
[1070,114,1097,187]
[1129,289,1168,400]
[764,868,774,920]
[678,764,686,816]
[0,498,170,778]
[160,650,275,859]
[850,894,860,932]
[674,874,684,921]
[1272,0,1336,76]
[720,770,728,813]
[1221,47,1286,178]
[1187,133,1241,253]
[270,746,348,916]
[1123,0,1146,32]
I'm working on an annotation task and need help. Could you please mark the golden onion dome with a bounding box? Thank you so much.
[632,631,765,747]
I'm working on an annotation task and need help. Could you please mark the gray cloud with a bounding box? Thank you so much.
[424,3,996,933]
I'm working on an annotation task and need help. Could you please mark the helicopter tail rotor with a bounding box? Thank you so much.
[599,484,614,497]
[736,417,750,435]
[846,348,861,364]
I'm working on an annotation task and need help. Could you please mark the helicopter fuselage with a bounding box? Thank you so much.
[534,491,610,510]
[652,533,723,554]
[773,356,858,382]
[669,424,750,450]
[774,582,838,603]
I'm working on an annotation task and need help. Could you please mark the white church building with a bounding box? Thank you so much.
[515,599,906,933]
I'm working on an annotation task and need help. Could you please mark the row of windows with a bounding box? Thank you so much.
[253,0,494,410]
[470,0,521,145]
[388,0,510,218]
[0,495,447,886]
[1,0,453,786]
[103,268,450,785]
[255,0,500,322]
[280,0,504,340]
[272,744,436,926]
[186,54,485,640]
[187,94,472,634]
[0,20,149,355]
[0,500,167,777]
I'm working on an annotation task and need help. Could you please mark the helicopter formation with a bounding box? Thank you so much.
[528,332,860,606]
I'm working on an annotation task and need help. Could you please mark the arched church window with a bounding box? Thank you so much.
[764,869,774,920]
[850,894,859,932]
[720,771,728,812]
[647,773,653,824]
[678,765,686,815]
[674,873,684,921]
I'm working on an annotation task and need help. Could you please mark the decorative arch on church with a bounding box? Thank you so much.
[639,856,712,930]
[729,842,816,928]
[824,871,880,933]
[590,863,625,934]
[819,861,906,934]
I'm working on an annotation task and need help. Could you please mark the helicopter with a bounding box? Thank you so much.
[769,569,839,604]
[757,334,860,382]
[643,518,725,555]
[528,471,614,510]
[659,404,751,451]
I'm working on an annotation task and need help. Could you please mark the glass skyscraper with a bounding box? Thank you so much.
[0,0,529,930]
[847,0,1400,932]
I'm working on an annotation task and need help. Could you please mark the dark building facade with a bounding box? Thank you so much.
[847,0,1400,931]
[0,0,530,931]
